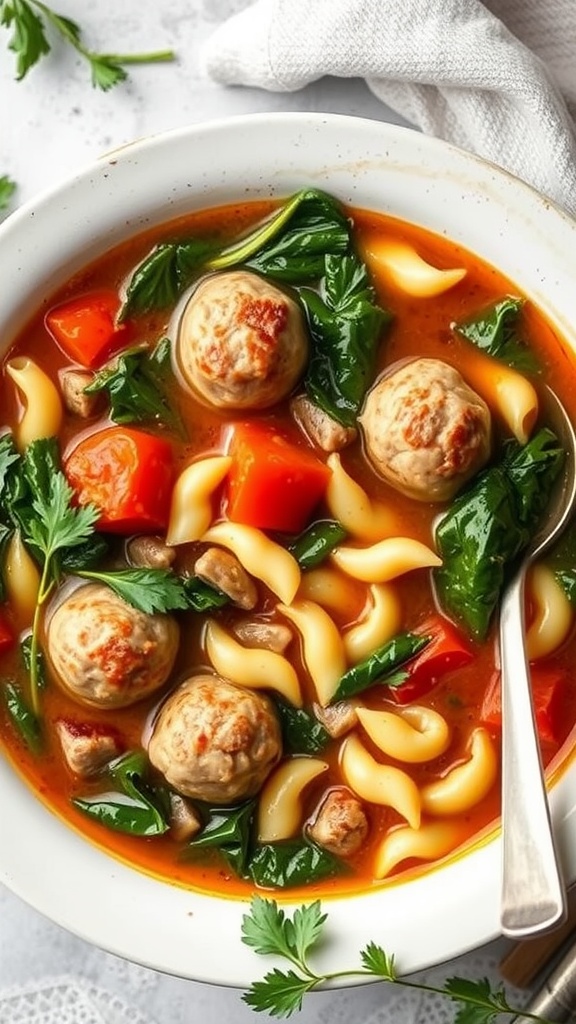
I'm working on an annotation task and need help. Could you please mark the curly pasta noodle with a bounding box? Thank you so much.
[4,530,41,626]
[364,238,467,297]
[340,733,421,829]
[166,455,231,545]
[463,352,538,445]
[420,727,497,816]
[356,705,451,763]
[331,536,441,583]
[202,522,301,604]
[297,567,360,616]
[373,820,468,879]
[277,599,346,707]
[204,618,302,707]
[257,757,329,842]
[325,453,400,541]
[6,356,63,451]
[526,563,573,661]
[343,583,402,663]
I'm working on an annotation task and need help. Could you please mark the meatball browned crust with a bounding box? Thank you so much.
[175,270,309,410]
[148,674,282,804]
[359,358,491,501]
[47,583,179,709]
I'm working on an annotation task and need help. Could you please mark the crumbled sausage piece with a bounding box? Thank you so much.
[313,700,360,738]
[55,718,123,778]
[291,394,357,452]
[60,369,101,419]
[195,546,258,610]
[232,619,293,653]
[127,534,176,570]
[168,792,202,842]
[307,787,369,857]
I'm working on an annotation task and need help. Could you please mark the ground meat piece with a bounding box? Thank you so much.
[232,619,293,654]
[47,583,179,709]
[313,700,360,738]
[291,394,357,452]
[168,792,202,841]
[127,534,176,570]
[307,787,369,857]
[55,718,123,777]
[194,546,257,610]
[359,358,492,501]
[60,369,100,418]
[148,673,282,804]
[175,270,309,410]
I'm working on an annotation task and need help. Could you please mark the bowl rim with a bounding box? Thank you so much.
[1,110,576,988]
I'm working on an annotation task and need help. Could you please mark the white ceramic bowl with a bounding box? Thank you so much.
[1,112,576,987]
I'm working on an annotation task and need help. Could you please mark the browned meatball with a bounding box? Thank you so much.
[307,787,369,857]
[359,358,491,501]
[148,674,282,804]
[175,270,309,409]
[47,583,179,709]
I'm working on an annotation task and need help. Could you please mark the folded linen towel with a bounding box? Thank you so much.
[202,0,576,217]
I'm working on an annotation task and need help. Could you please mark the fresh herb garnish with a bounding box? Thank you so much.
[453,296,539,372]
[0,0,175,89]
[434,427,565,639]
[76,567,189,615]
[241,897,552,1021]
[85,338,182,432]
[301,253,391,426]
[0,174,16,218]
[73,750,169,837]
[330,631,430,704]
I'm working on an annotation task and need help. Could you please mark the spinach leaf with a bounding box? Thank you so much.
[187,801,255,875]
[59,533,109,572]
[301,254,390,427]
[434,427,564,639]
[288,519,347,570]
[248,840,344,889]
[73,750,169,837]
[555,568,576,603]
[274,701,330,755]
[120,189,348,318]
[330,632,431,704]
[85,338,182,432]
[453,296,539,372]
[182,576,230,612]
[1,680,42,753]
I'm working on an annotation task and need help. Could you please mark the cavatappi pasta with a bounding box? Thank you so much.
[1,189,576,900]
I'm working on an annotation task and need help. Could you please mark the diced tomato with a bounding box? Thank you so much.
[45,290,133,369]
[0,610,14,654]
[480,665,567,747]
[225,421,331,533]
[64,426,174,534]
[389,614,475,704]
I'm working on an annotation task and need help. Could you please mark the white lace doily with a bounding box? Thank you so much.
[0,978,156,1024]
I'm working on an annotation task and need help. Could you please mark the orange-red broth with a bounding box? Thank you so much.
[1,199,576,901]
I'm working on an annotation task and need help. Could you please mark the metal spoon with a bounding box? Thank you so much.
[500,386,576,939]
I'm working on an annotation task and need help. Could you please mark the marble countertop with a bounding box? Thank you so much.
[0,2,522,1022]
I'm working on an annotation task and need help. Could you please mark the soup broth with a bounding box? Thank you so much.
[1,190,575,900]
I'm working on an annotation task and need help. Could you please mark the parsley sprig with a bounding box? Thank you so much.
[242,898,553,1022]
[0,175,17,218]
[0,0,175,89]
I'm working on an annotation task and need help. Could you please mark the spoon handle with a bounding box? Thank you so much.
[499,567,567,939]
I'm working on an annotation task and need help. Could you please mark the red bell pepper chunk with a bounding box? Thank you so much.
[480,665,567,747]
[0,609,15,654]
[64,426,174,534]
[225,421,331,534]
[389,614,474,704]
[45,290,132,369]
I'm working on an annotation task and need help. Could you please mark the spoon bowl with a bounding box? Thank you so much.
[500,387,576,938]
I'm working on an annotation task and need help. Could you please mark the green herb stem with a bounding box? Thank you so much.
[95,49,175,66]
[28,556,54,716]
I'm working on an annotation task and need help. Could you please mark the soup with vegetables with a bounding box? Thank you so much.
[1,188,576,898]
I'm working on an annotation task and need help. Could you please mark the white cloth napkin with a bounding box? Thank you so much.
[202,0,576,217]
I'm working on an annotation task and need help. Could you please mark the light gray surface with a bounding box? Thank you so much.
[0,2,514,1021]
